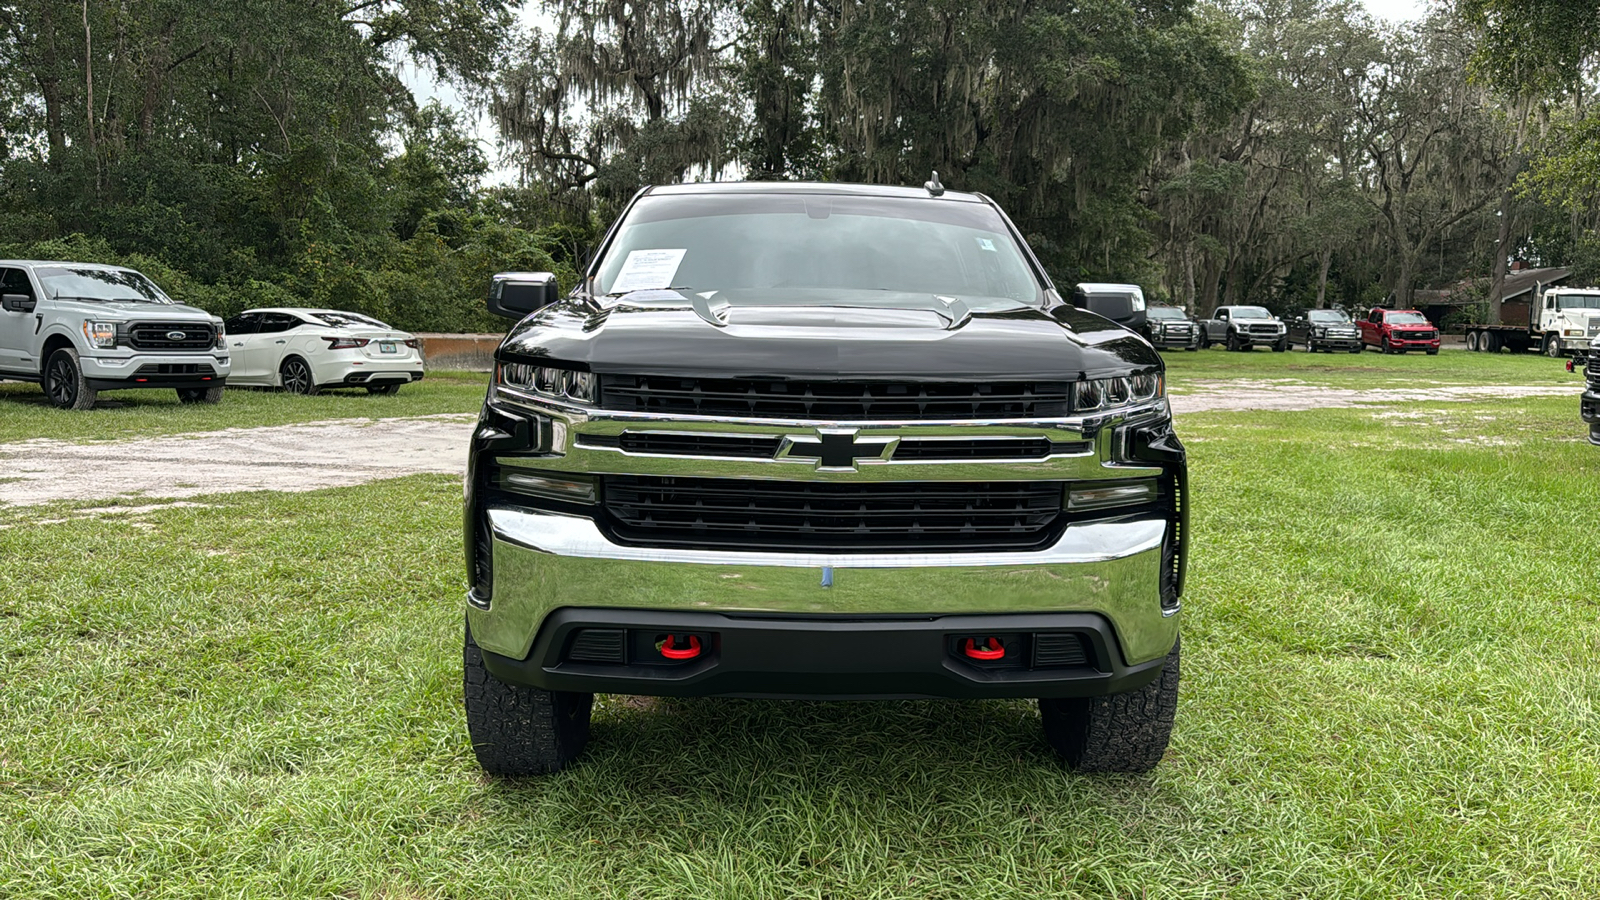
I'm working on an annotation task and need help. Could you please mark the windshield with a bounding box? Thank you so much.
[310,311,388,328]
[1556,293,1600,310]
[1308,310,1350,324]
[593,193,1042,307]
[1231,306,1272,319]
[1387,312,1428,325]
[37,266,174,303]
[1147,307,1187,320]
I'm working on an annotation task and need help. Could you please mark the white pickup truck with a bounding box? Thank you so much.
[0,260,229,409]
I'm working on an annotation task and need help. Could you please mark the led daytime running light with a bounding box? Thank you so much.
[1073,372,1162,413]
[498,363,597,405]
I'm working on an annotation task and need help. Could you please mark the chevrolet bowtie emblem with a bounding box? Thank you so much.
[777,428,898,471]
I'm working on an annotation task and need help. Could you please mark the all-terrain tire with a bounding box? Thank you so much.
[1039,636,1179,773]
[464,622,593,776]
[44,346,97,410]
[176,386,224,404]
[1226,332,1241,352]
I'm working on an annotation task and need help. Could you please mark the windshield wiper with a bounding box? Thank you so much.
[604,285,693,298]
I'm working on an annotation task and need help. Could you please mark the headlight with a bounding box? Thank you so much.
[497,362,597,405]
[1314,328,1327,337]
[214,322,226,350]
[82,320,118,349]
[1074,371,1163,414]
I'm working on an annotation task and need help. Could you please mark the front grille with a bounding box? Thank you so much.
[1588,349,1600,387]
[603,432,784,458]
[1401,330,1437,341]
[127,322,214,351]
[602,475,1064,552]
[1246,324,1279,336]
[892,437,1061,461]
[599,375,1073,421]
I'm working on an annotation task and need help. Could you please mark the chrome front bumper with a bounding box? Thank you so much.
[466,507,1179,669]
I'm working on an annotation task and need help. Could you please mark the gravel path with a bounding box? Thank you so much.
[0,381,1577,507]
[1169,380,1575,414]
[0,413,476,507]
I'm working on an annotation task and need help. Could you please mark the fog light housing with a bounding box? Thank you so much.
[499,470,597,504]
[1067,480,1158,512]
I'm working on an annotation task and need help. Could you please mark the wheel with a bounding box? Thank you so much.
[43,347,97,410]
[366,383,402,395]
[1184,344,1198,351]
[1040,636,1180,773]
[176,386,224,404]
[1466,331,1480,352]
[1544,335,1564,358]
[1484,332,1502,353]
[1226,332,1241,352]
[1272,337,1288,352]
[279,356,318,395]
[1425,348,1438,356]
[1199,334,1211,350]
[464,622,592,776]
[1348,346,1360,353]
[1381,336,1392,354]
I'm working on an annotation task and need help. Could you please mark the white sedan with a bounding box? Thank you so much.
[222,308,426,395]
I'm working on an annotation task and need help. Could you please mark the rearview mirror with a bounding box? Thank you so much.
[1,293,34,313]
[487,272,560,320]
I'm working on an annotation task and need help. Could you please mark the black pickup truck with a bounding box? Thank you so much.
[1581,339,1599,444]
[462,180,1188,776]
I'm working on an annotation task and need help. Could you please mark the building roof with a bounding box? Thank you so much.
[1499,266,1571,302]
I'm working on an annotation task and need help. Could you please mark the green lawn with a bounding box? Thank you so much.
[1,372,1598,897]
[1160,344,1580,392]
[0,371,489,444]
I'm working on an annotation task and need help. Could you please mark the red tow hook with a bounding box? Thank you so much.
[659,634,702,660]
[961,637,1006,661]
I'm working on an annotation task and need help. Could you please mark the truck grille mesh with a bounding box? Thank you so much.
[602,475,1063,551]
[599,376,1072,421]
[126,322,214,351]
[1589,348,1600,387]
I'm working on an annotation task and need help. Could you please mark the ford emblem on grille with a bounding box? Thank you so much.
[166,330,188,340]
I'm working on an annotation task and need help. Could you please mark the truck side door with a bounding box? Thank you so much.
[1209,308,1228,340]
[0,266,39,375]
[1359,309,1381,346]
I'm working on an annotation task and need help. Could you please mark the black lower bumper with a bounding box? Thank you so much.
[481,608,1172,700]
[1582,391,1600,444]
[87,375,226,391]
[342,370,425,385]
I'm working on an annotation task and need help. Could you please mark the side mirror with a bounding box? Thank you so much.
[1076,292,1147,329]
[487,272,561,320]
[1,293,34,313]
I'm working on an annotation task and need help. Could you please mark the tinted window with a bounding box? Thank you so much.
[1230,306,1272,319]
[595,193,1042,307]
[257,314,302,334]
[0,268,33,297]
[1386,312,1428,325]
[1147,307,1187,320]
[1307,310,1349,324]
[309,311,388,328]
[225,314,259,335]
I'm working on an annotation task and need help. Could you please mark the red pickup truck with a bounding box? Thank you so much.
[1359,308,1441,354]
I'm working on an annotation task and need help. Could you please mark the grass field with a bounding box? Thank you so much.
[0,371,490,444]
[2,352,1598,898]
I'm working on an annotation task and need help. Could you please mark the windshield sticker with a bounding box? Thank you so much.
[976,238,997,252]
[611,249,687,294]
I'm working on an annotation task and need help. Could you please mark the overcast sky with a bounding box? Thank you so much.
[401,0,1435,185]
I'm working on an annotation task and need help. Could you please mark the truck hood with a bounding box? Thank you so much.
[48,299,219,323]
[499,290,1159,380]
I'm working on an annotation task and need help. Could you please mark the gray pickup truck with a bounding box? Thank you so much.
[0,260,228,408]
[1200,304,1289,352]
[461,180,1188,776]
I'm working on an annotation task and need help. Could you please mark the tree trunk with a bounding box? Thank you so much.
[1487,187,1515,326]
[1315,249,1332,308]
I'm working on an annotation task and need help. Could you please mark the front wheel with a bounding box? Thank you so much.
[279,357,318,395]
[44,347,97,410]
[1040,637,1180,773]
[176,386,224,404]
[1544,335,1564,358]
[464,623,593,776]
[1226,333,1241,352]
[1272,337,1288,352]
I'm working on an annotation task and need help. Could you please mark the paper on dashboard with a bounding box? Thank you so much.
[610,249,688,294]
